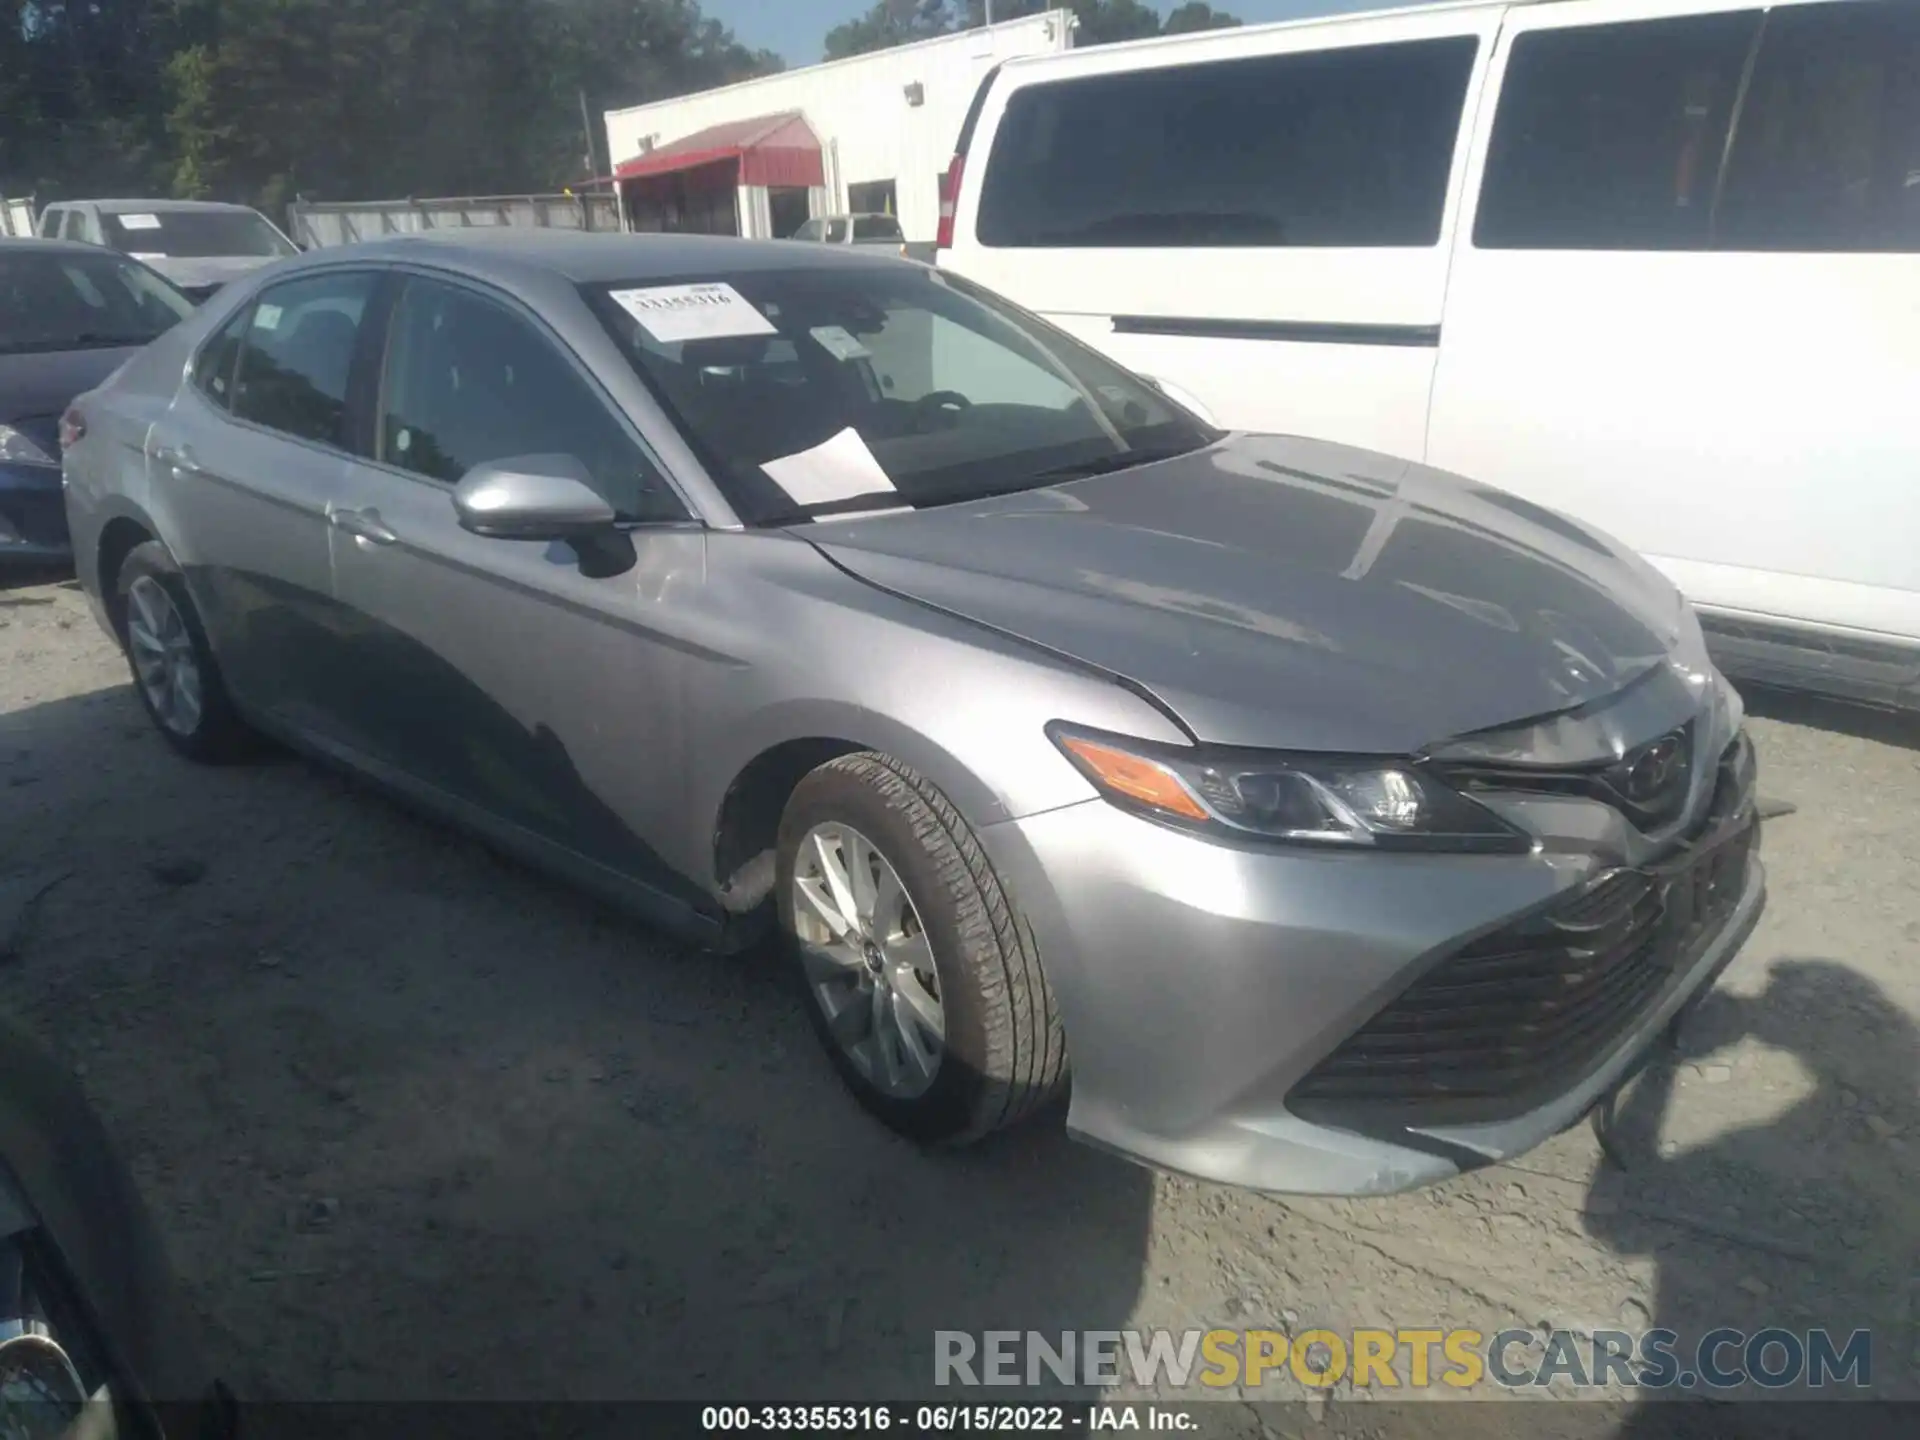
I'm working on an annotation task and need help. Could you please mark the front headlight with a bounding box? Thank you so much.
[1048,725,1532,853]
[0,426,57,469]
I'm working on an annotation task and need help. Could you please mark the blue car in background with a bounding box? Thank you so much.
[1,238,195,566]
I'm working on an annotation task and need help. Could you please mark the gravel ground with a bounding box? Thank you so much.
[2,571,1916,1428]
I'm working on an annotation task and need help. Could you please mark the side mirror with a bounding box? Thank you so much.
[452,456,616,541]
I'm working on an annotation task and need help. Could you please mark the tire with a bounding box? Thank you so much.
[113,541,254,764]
[775,751,1068,1145]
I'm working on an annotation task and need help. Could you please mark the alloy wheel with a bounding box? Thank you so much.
[125,575,204,737]
[791,822,945,1099]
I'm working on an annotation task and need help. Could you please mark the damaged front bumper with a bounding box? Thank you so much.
[981,718,1765,1197]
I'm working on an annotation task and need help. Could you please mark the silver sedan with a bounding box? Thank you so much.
[60,232,1764,1195]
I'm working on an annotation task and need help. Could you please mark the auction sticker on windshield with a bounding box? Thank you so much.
[117,214,163,231]
[609,282,776,344]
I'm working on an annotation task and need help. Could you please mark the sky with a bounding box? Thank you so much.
[702,0,1432,66]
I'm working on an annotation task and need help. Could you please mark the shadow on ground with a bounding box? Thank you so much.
[0,680,1155,1404]
[1585,959,1918,1434]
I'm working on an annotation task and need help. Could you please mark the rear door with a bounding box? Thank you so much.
[943,6,1503,461]
[324,269,709,901]
[1426,0,1920,650]
[150,269,381,731]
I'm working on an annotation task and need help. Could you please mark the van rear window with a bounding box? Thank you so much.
[974,37,1478,250]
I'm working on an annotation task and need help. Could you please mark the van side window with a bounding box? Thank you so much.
[975,37,1479,250]
[1716,0,1920,254]
[1474,12,1760,251]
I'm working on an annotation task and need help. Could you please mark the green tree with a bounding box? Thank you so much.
[824,0,954,62]
[154,0,779,208]
[1161,2,1240,35]
[955,2,1232,49]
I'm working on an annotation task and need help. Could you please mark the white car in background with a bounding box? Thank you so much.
[789,212,911,259]
[937,0,1920,713]
[36,199,299,303]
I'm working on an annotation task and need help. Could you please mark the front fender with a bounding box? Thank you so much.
[689,664,1185,900]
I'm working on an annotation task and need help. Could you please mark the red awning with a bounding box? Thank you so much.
[613,112,824,189]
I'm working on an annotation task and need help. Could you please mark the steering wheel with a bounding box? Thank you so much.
[908,390,973,432]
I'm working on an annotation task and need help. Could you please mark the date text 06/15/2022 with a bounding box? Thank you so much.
[699,1405,1194,1432]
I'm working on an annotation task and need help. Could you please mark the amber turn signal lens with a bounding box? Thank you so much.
[1058,736,1210,821]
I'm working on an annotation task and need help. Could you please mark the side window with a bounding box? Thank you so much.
[824,218,849,244]
[378,278,679,522]
[976,37,1479,249]
[38,208,63,239]
[229,271,376,448]
[192,305,254,411]
[1716,0,1920,253]
[1474,12,1760,250]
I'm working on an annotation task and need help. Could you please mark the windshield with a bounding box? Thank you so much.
[0,249,196,356]
[584,265,1218,525]
[101,207,296,259]
[852,215,903,241]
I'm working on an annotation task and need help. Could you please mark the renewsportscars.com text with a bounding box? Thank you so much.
[934,1327,1873,1392]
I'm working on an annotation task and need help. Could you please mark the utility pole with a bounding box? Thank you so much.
[578,89,597,181]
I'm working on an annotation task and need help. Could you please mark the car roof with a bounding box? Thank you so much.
[325,229,913,285]
[55,199,264,214]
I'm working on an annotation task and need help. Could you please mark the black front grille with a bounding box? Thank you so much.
[1436,721,1698,833]
[1291,735,1757,1125]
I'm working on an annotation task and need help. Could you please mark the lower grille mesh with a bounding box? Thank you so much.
[1291,736,1756,1120]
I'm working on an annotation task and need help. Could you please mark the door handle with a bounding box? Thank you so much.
[328,507,398,545]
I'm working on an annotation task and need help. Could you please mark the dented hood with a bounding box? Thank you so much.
[805,435,1689,755]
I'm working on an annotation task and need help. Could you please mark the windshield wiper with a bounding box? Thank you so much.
[1027,444,1203,484]
[68,332,157,348]
[762,489,913,526]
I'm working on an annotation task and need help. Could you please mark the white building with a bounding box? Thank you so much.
[603,10,1074,244]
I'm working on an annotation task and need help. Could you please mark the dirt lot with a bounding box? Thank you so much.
[2,571,1916,1424]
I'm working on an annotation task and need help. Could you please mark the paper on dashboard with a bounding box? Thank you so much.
[760,427,896,508]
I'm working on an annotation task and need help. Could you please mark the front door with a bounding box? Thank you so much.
[325,270,708,902]
[152,270,380,733]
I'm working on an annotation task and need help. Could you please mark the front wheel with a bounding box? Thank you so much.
[775,752,1067,1146]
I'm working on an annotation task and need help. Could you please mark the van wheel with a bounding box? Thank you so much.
[115,542,253,763]
[775,752,1068,1145]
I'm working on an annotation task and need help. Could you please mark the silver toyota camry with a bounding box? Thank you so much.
[61,232,1765,1195]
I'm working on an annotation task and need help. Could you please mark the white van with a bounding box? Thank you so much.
[939,0,1920,711]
